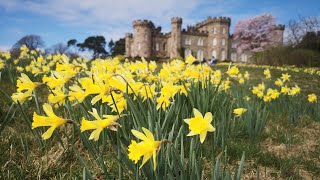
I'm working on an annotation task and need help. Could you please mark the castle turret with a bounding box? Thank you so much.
[170,17,182,58]
[208,17,231,60]
[125,33,132,57]
[274,24,285,44]
[132,20,153,58]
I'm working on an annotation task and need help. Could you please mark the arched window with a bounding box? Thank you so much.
[213,38,217,46]
[221,50,226,60]
[156,43,159,51]
[223,28,226,34]
[185,48,191,57]
[163,43,166,51]
[185,38,191,45]
[241,54,247,62]
[211,50,216,58]
[222,39,225,46]
[213,27,217,34]
[197,50,204,62]
[197,38,203,46]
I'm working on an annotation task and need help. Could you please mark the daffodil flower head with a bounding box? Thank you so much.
[32,103,67,139]
[233,108,247,117]
[308,94,317,103]
[184,108,215,143]
[128,127,161,171]
[80,108,121,141]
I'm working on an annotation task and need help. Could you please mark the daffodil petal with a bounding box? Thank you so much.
[42,126,56,140]
[199,131,207,143]
[89,108,102,121]
[140,153,152,169]
[43,103,56,117]
[142,127,155,141]
[89,128,103,141]
[184,118,190,124]
[204,112,213,123]
[132,130,147,141]
[208,125,216,132]
[193,108,203,118]
[187,131,197,136]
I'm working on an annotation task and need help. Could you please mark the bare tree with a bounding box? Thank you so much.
[50,43,68,54]
[13,34,45,50]
[286,16,320,46]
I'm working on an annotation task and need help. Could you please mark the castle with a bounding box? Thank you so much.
[125,16,285,62]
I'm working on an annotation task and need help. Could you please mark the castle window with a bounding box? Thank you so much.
[213,38,217,46]
[156,43,159,51]
[213,27,217,34]
[241,54,248,62]
[221,50,226,60]
[163,43,166,51]
[222,39,226,46]
[197,38,203,46]
[138,43,141,50]
[211,50,217,58]
[223,28,226,34]
[197,50,204,62]
[185,48,191,57]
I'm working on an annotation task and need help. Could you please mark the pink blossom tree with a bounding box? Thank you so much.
[233,14,282,54]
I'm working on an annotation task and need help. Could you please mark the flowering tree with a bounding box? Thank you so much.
[233,14,281,54]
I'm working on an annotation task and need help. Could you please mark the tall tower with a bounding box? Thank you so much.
[170,17,182,58]
[207,17,231,60]
[125,33,132,57]
[132,20,152,58]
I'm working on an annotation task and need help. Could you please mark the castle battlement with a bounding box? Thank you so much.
[171,17,182,24]
[125,33,133,38]
[195,16,231,28]
[133,19,153,27]
[275,24,285,30]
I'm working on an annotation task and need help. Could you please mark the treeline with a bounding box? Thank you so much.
[9,35,125,60]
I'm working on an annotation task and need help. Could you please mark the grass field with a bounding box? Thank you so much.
[0,50,319,179]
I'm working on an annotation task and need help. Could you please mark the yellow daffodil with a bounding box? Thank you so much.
[11,91,33,104]
[226,66,239,77]
[308,94,317,103]
[263,69,271,79]
[80,108,122,141]
[281,73,291,82]
[184,108,215,143]
[185,55,197,65]
[156,95,171,110]
[289,85,300,96]
[32,103,67,140]
[233,108,247,117]
[17,73,41,92]
[128,127,162,170]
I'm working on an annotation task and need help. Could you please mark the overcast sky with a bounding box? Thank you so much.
[0,0,319,51]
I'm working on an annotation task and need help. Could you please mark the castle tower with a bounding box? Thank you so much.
[132,20,152,58]
[170,17,182,58]
[207,17,231,60]
[125,33,132,57]
[274,25,285,44]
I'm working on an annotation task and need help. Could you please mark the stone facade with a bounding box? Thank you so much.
[125,17,284,62]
